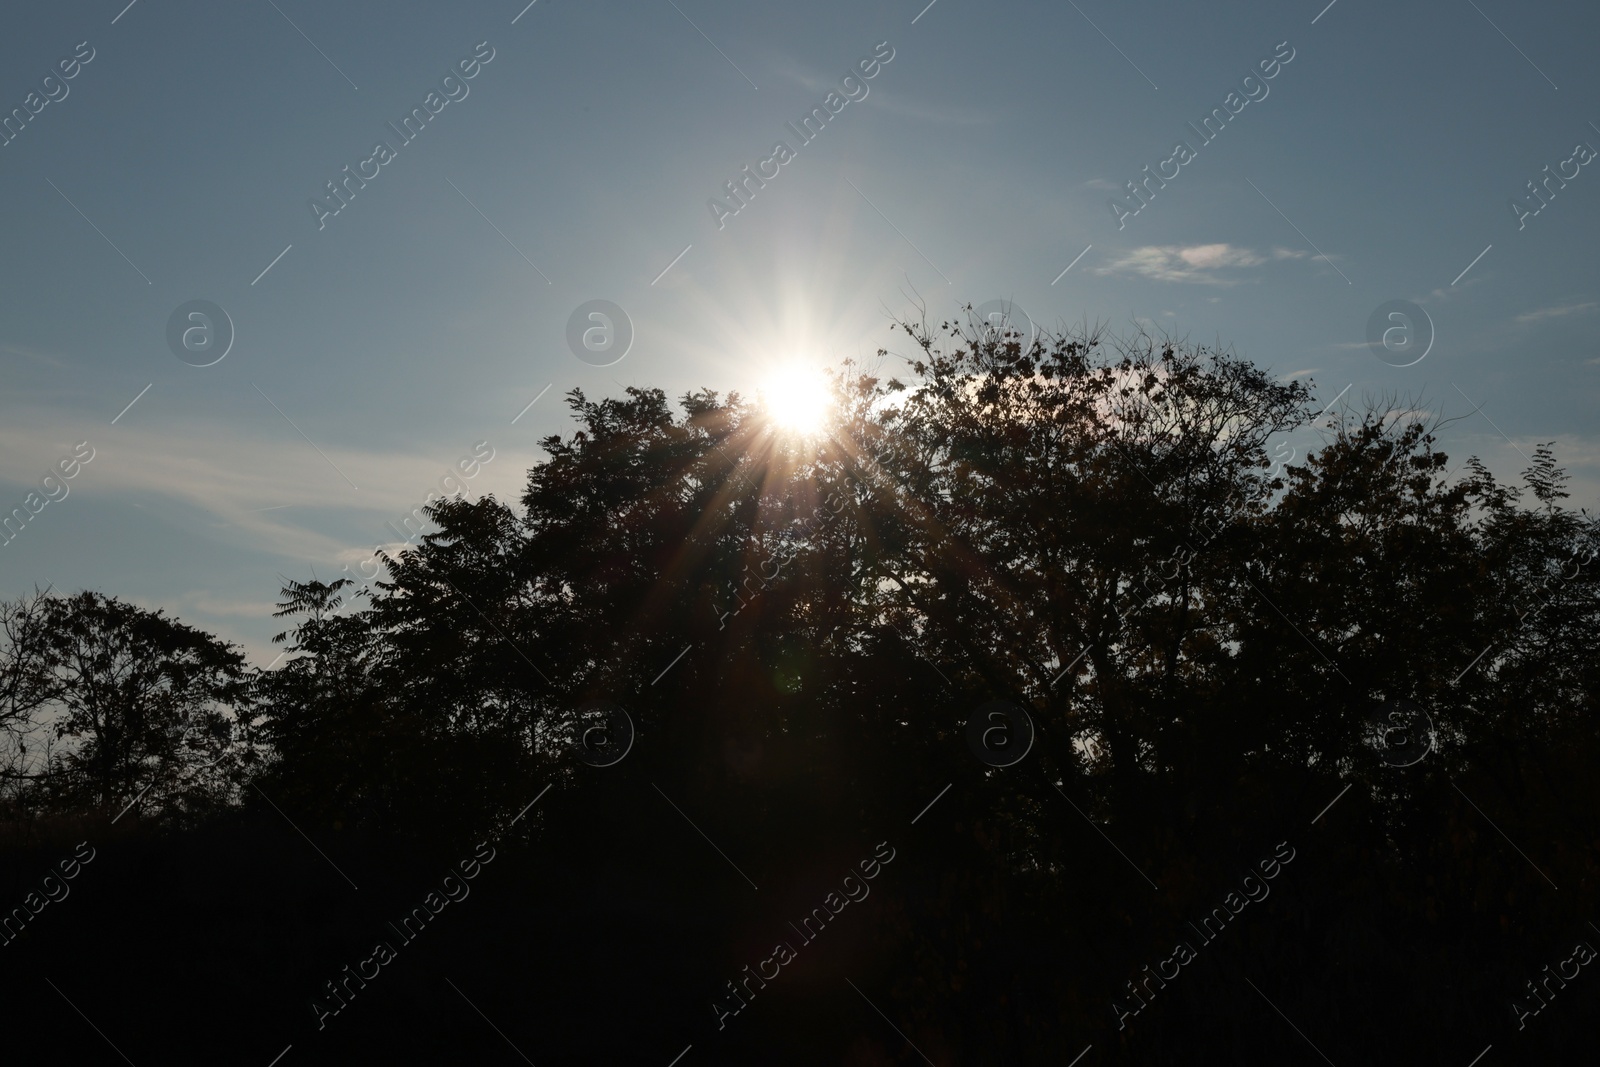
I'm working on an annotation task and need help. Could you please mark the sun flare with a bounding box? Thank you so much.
[761,365,832,435]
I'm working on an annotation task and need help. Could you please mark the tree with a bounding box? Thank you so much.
[29,591,250,822]
[0,587,60,809]
[4,312,1597,1063]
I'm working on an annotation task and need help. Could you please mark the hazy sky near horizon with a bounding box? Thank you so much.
[3,0,1599,662]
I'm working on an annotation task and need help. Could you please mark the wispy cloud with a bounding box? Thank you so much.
[1516,301,1597,324]
[0,406,534,569]
[768,55,990,124]
[170,592,285,620]
[1420,274,1489,304]
[0,340,71,370]
[1095,244,1304,285]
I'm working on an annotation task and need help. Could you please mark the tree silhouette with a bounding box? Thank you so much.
[2,590,248,824]
[2,315,1597,1064]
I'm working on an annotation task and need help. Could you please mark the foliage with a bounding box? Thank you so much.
[2,315,1596,1062]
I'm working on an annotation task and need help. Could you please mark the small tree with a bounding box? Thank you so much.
[0,587,60,811]
[31,591,249,822]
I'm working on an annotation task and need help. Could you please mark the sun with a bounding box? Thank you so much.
[761,365,832,435]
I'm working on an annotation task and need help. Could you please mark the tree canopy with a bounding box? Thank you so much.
[2,314,1596,1064]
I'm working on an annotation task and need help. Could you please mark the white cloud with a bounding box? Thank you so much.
[0,406,536,569]
[171,592,285,619]
[1420,274,1489,304]
[1516,301,1597,324]
[1095,243,1291,284]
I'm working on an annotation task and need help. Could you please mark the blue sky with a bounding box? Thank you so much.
[3,0,1598,662]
